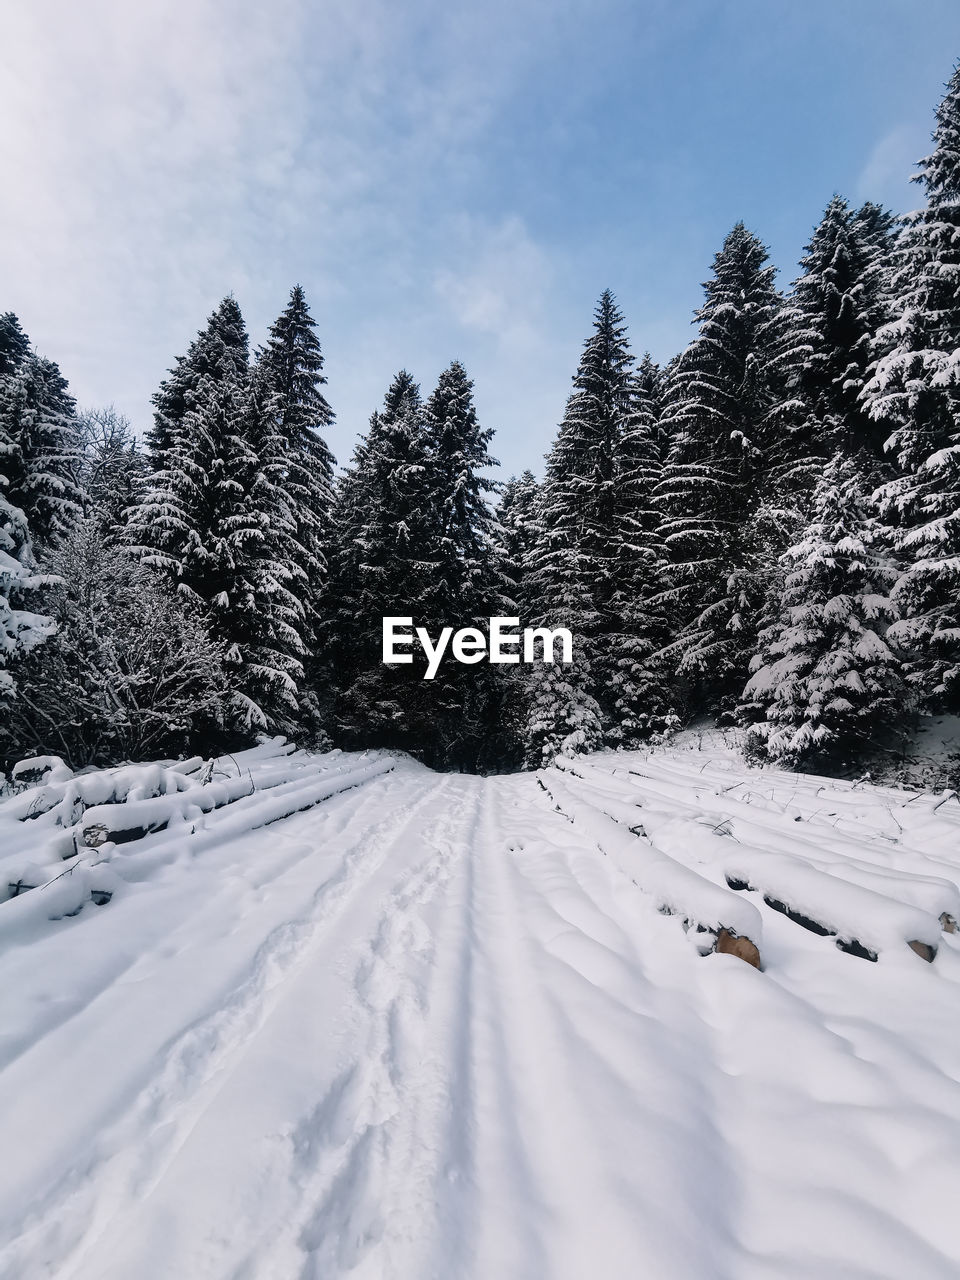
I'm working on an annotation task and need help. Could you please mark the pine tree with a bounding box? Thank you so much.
[420,360,509,767]
[490,471,542,766]
[523,663,605,767]
[495,470,540,610]
[328,372,438,749]
[0,454,53,705]
[422,360,503,625]
[0,333,82,545]
[653,224,783,714]
[251,286,336,733]
[147,340,215,468]
[853,200,898,265]
[128,298,305,733]
[331,370,433,640]
[253,285,336,609]
[862,66,960,710]
[742,454,905,766]
[607,363,675,744]
[0,315,72,708]
[770,196,894,483]
[0,313,30,379]
[524,290,642,760]
[130,300,249,573]
[636,353,668,457]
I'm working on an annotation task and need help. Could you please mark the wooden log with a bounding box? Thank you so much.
[907,939,938,963]
[11,756,69,789]
[715,928,762,969]
[78,774,256,847]
[541,770,764,970]
[726,870,937,963]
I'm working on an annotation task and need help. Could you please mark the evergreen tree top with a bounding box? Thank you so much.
[0,313,30,380]
[149,296,250,460]
[853,201,897,247]
[213,296,249,359]
[570,290,633,404]
[699,223,779,314]
[424,361,499,480]
[663,223,780,452]
[915,62,960,200]
[256,284,334,435]
[382,369,422,421]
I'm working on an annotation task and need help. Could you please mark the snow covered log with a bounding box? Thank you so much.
[3,739,303,827]
[4,759,205,826]
[9,756,73,790]
[721,852,942,962]
[176,757,396,853]
[78,772,257,847]
[541,769,763,968]
[561,758,951,963]
[0,751,396,943]
[76,756,395,854]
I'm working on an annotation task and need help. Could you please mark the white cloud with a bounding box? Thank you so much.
[433,216,553,347]
[0,0,541,439]
[855,124,925,209]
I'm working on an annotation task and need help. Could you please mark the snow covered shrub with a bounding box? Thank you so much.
[1,519,229,770]
[76,406,149,541]
[742,454,908,768]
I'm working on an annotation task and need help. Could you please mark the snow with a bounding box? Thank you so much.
[3,740,960,1278]
[554,757,951,959]
[545,760,764,945]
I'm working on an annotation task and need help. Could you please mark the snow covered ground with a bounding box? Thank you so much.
[3,740,960,1279]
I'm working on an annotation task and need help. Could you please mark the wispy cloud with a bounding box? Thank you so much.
[0,0,568,471]
[855,124,926,209]
[434,216,554,348]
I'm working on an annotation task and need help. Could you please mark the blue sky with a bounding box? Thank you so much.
[2,0,959,477]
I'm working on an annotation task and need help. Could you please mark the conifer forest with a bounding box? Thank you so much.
[4,68,960,779]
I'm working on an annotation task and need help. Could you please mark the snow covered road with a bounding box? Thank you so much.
[3,748,960,1279]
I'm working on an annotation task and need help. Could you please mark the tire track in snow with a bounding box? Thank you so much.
[254,776,483,1280]
[0,770,405,1078]
[0,772,451,1280]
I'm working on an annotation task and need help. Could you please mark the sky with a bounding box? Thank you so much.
[2,0,960,479]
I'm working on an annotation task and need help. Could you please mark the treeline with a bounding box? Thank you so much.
[3,68,960,775]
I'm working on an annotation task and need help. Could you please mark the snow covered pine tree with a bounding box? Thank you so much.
[420,360,508,768]
[770,195,895,484]
[328,371,439,752]
[653,225,783,718]
[525,291,667,763]
[127,297,311,735]
[743,454,904,767]
[251,285,336,735]
[0,313,62,723]
[863,64,960,712]
[0,313,82,547]
[0,425,53,711]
